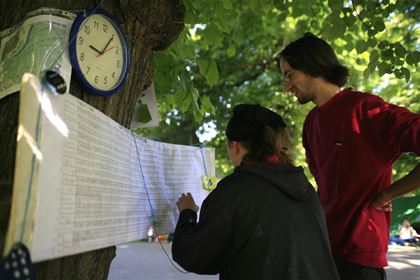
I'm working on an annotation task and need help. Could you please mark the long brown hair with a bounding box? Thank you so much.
[240,126,295,165]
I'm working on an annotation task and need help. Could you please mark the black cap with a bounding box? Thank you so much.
[225,104,286,142]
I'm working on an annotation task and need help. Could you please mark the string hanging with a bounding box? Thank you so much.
[131,131,189,274]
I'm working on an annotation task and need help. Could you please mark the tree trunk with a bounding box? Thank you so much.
[0,0,184,279]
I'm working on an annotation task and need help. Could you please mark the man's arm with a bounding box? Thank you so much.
[369,163,420,211]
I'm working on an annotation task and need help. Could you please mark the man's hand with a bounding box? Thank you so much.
[369,192,392,212]
[176,192,199,213]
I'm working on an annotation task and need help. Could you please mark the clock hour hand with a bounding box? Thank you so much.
[89,45,102,55]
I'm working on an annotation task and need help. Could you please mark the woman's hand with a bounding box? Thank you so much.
[176,192,199,212]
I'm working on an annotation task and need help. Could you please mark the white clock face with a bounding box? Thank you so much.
[76,14,124,91]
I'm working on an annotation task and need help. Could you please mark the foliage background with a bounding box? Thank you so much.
[135,0,419,207]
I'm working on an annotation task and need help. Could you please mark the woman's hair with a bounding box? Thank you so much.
[239,125,295,165]
[278,32,349,87]
[226,104,295,164]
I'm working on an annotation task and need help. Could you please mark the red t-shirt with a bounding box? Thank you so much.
[303,88,420,268]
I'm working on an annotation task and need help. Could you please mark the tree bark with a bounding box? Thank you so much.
[0,0,184,279]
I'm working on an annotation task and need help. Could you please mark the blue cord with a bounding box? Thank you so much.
[192,143,209,178]
[131,132,156,225]
[131,132,188,274]
[199,146,209,178]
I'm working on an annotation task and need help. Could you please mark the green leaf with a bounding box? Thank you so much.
[394,43,406,58]
[328,0,343,11]
[406,51,420,66]
[197,59,209,76]
[373,19,386,32]
[370,50,379,62]
[378,61,392,76]
[400,67,411,83]
[203,24,223,45]
[406,53,415,66]
[180,75,190,93]
[215,5,230,32]
[222,0,233,10]
[154,51,177,70]
[325,12,339,23]
[176,40,195,59]
[232,33,244,45]
[227,46,236,57]
[413,51,420,62]
[343,13,356,26]
[197,59,219,86]
[200,95,216,115]
[363,65,374,80]
[207,60,219,86]
[394,68,404,79]
[367,38,377,48]
[381,49,394,60]
[378,41,389,49]
[166,94,175,106]
[394,58,404,66]
[174,89,191,112]
[329,21,346,38]
[356,40,368,54]
[303,0,315,6]
[194,109,204,122]
[192,87,200,110]
[367,29,377,38]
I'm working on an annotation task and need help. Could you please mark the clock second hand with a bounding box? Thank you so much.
[96,45,116,57]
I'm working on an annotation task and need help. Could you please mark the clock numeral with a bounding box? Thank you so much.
[104,77,108,85]
[111,72,115,79]
[78,36,84,45]
[116,60,120,68]
[94,76,99,84]
[84,25,90,34]
[80,52,85,61]
[103,24,108,33]
[115,47,119,55]
[94,20,99,30]
[86,66,91,74]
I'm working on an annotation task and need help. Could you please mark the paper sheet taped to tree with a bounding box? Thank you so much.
[5,73,215,262]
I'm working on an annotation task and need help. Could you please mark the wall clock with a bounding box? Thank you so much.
[69,8,129,96]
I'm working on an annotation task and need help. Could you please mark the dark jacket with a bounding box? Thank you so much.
[172,162,339,280]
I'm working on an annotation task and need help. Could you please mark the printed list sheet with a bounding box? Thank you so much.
[5,74,215,262]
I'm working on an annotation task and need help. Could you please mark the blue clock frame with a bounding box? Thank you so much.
[68,8,130,96]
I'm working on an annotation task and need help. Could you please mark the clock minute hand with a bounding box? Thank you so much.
[89,45,102,55]
[100,36,114,54]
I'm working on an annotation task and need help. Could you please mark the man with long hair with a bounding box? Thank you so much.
[278,32,420,280]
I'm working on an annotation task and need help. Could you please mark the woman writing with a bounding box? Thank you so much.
[172,104,339,280]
